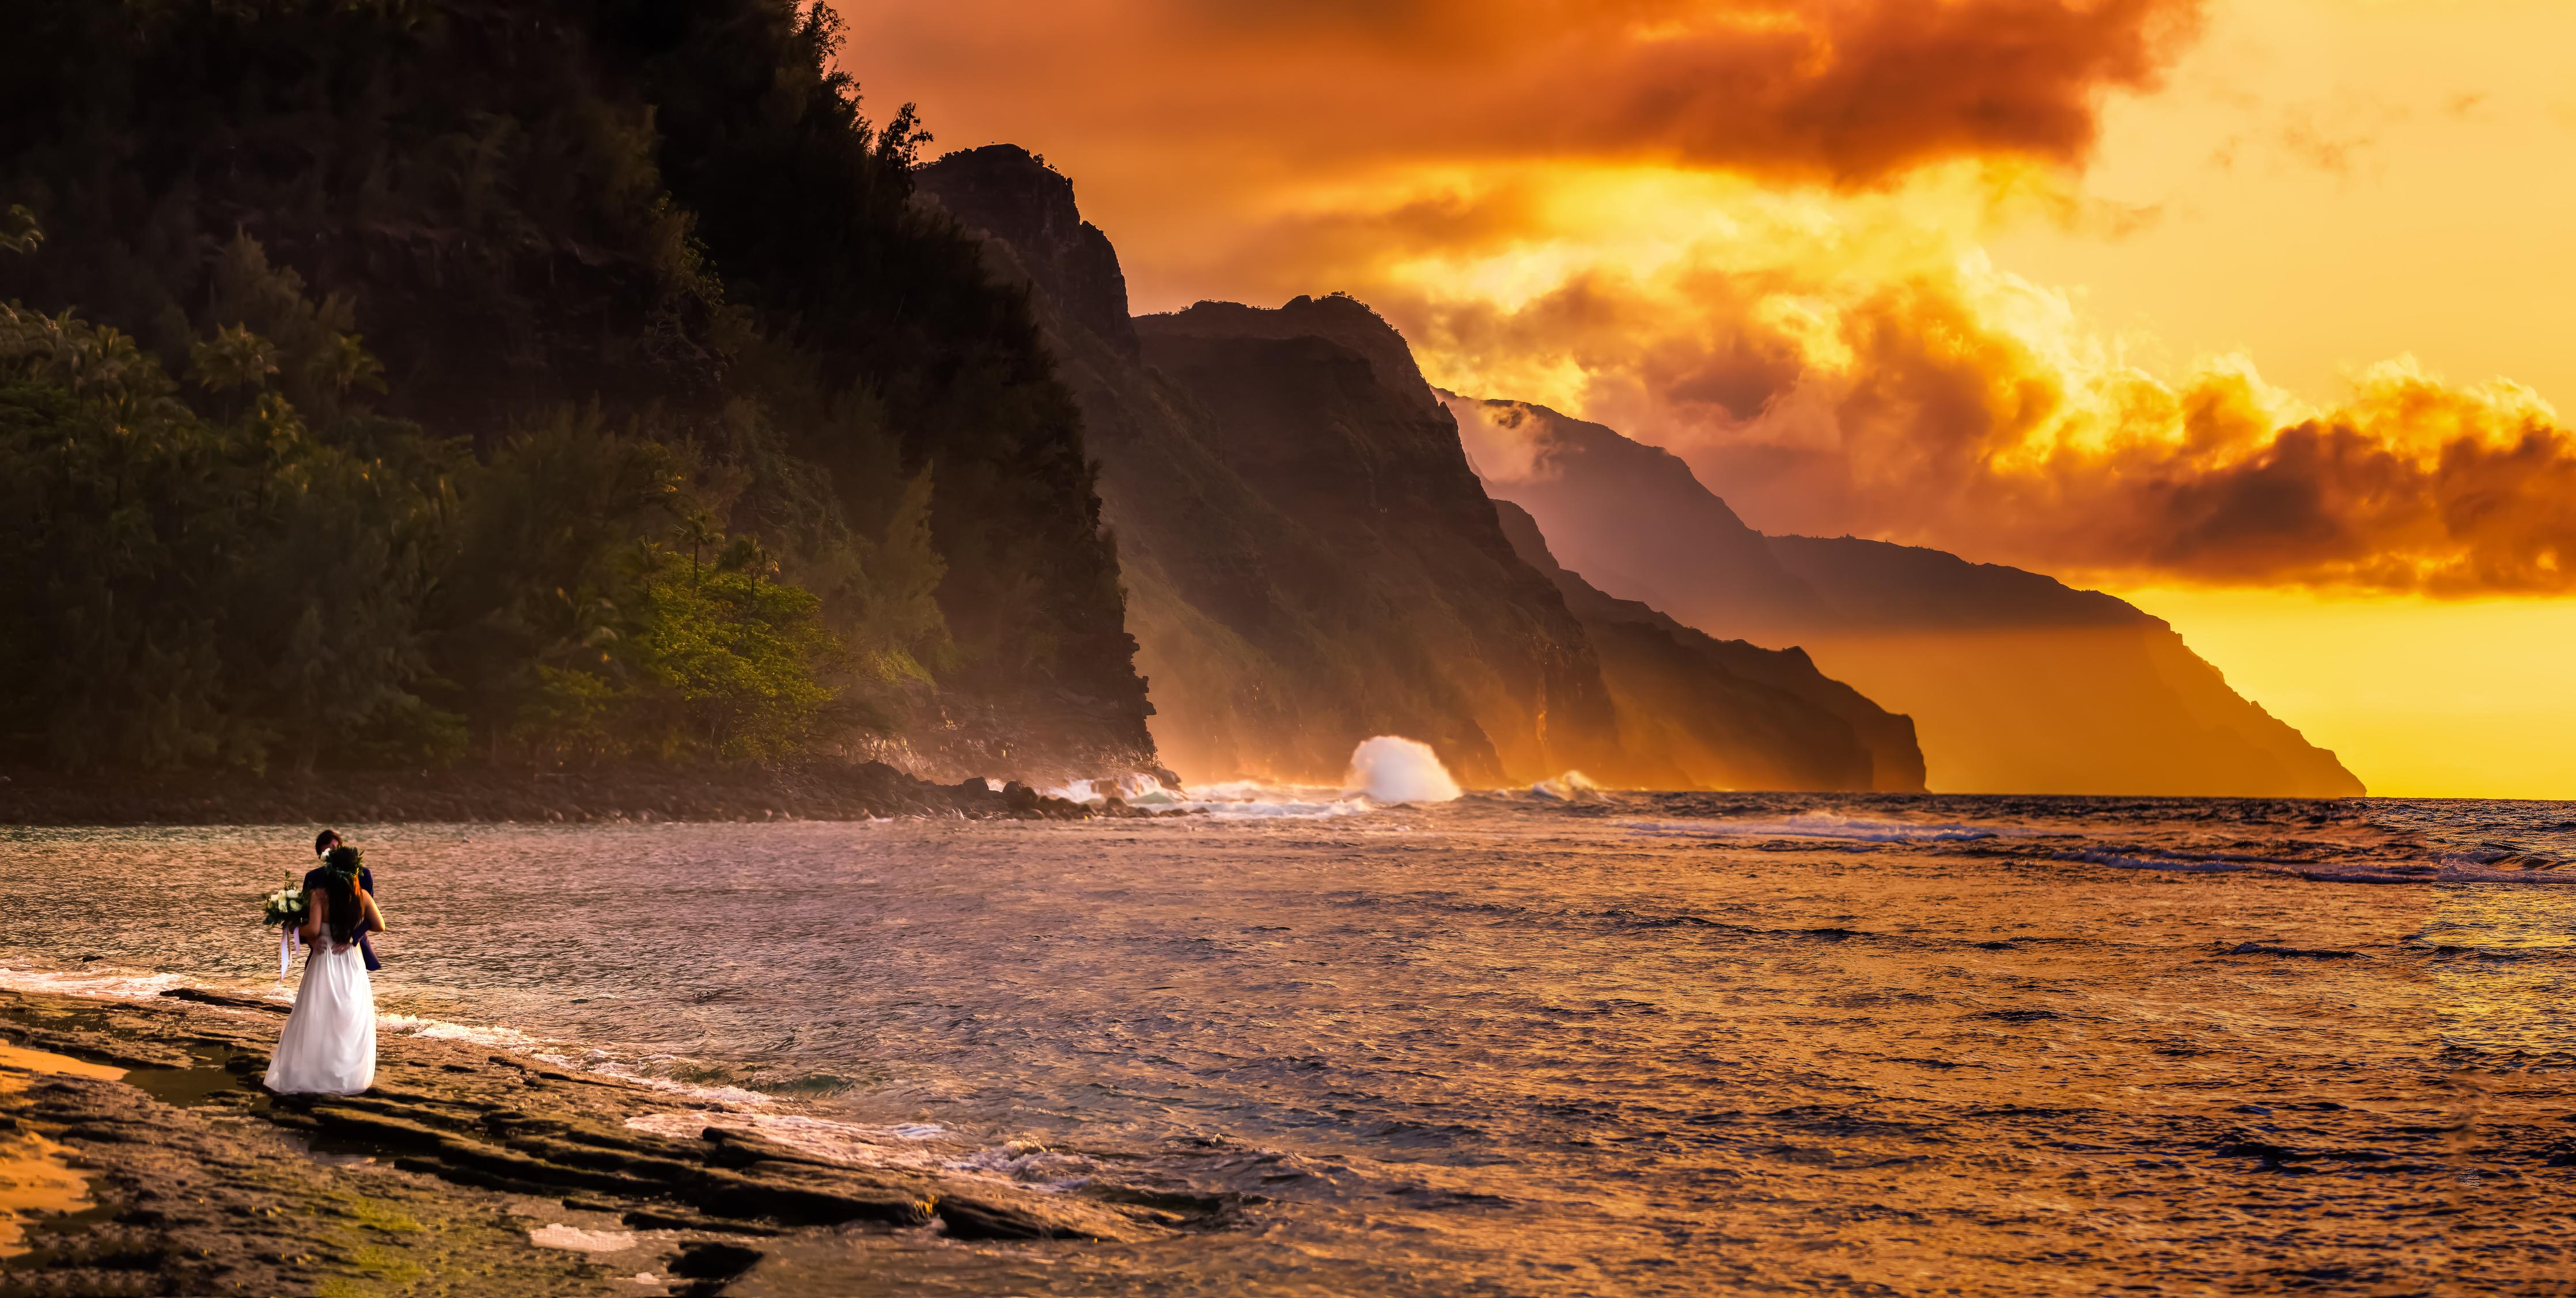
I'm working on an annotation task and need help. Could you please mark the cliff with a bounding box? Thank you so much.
[918,153,1554,784]
[919,146,1906,789]
[1448,395,2366,797]
[1761,536,2367,797]
[1492,502,1926,792]
[1131,296,1618,784]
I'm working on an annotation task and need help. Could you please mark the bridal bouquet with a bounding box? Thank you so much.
[264,872,310,978]
[261,875,309,927]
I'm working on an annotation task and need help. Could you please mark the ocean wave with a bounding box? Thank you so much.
[1042,772,1188,807]
[2061,849,2252,873]
[1171,779,1379,820]
[1528,771,1608,803]
[622,1110,1093,1190]
[1622,812,1999,843]
[0,966,209,1001]
[1,964,803,1110]
[1044,776,1377,820]
[381,1012,545,1051]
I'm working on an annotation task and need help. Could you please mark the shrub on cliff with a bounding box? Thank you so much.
[0,0,1151,770]
[0,252,850,772]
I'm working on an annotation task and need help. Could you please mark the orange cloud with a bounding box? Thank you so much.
[850,0,2206,181]
[1432,259,2576,595]
[846,0,2574,597]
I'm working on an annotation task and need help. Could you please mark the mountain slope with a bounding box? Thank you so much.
[1132,298,1621,784]
[920,146,1912,789]
[1448,394,1819,627]
[919,152,1603,783]
[1448,395,2365,797]
[1492,503,1925,792]
[1763,536,2366,797]
[0,0,1151,779]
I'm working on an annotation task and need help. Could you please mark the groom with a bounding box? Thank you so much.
[308,830,382,971]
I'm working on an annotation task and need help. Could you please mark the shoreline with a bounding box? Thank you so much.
[0,760,1183,828]
[0,983,1236,1295]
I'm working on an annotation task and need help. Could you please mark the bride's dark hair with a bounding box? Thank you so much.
[319,846,365,947]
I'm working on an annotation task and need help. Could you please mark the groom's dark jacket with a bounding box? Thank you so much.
[302,862,381,971]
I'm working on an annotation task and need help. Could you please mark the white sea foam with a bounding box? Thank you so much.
[528,1224,636,1252]
[1114,777,1376,820]
[380,1012,545,1050]
[1043,772,1187,806]
[1344,736,1463,804]
[0,966,208,1001]
[524,1050,776,1106]
[623,1109,1088,1187]
[1624,812,1999,843]
[1530,771,1606,802]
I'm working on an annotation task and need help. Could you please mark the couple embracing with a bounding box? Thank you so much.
[266,830,391,1096]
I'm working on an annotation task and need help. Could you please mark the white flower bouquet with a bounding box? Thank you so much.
[260,874,309,928]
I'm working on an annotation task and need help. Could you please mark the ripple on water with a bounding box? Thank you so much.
[2,797,2574,1292]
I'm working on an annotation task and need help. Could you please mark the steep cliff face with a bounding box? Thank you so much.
[1450,395,2365,797]
[919,146,1904,789]
[1449,395,1819,627]
[1761,537,2366,797]
[1493,504,1925,792]
[910,145,1139,357]
[1131,296,1627,785]
[918,152,1584,783]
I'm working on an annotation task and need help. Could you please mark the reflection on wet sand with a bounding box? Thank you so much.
[0,1042,120,1259]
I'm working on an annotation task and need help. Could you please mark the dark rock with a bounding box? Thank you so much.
[1976,1009,2063,1023]
[2225,942,2362,959]
[670,1240,765,1295]
[1,985,1230,1295]
[160,986,288,1013]
[937,1195,1108,1241]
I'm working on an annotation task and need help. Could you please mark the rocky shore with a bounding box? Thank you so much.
[0,987,1240,1296]
[0,762,1187,827]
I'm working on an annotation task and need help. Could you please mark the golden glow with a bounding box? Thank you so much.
[2117,586,2576,800]
[844,0,2576,799]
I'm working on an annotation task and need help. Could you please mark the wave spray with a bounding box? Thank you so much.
[1343,736,1463,804]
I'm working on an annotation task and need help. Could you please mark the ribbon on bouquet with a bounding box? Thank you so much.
[278,926,301,979]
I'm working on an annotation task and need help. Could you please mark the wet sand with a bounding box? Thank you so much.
[0,987,1233,1296]
[0,1042,118,1263]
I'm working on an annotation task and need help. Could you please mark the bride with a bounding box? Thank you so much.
[265,846,389,1095]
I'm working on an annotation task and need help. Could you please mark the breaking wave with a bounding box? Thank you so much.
[1344,736,1463,804]
[1624,812,1999,843]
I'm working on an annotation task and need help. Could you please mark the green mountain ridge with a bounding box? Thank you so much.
[0,0,1149,779]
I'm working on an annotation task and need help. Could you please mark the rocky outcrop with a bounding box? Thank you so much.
[915,145,1139,357]
[0,987,1237,1295]
[1448,394,2365,797]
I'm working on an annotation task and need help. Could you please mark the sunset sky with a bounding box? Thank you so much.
[841,0,2576,799]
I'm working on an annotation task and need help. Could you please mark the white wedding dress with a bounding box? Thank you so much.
[264,925,376,1095]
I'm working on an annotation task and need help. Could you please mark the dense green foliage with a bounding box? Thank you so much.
[0,0,1150,771]
[0,247,851,769]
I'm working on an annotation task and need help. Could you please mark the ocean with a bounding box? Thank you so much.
[5,790,2574,1293]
